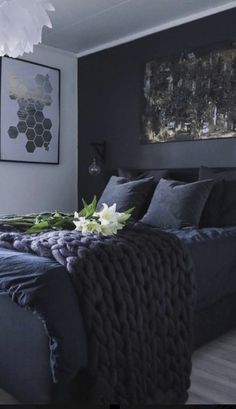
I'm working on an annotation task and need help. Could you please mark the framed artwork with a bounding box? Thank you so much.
[0,57,60,163]
[142,43,236,143]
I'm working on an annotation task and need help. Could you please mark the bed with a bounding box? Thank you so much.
[0,249,87,404]
[0,167,236,404]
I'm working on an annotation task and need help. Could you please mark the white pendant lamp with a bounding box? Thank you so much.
[0,0,55,58]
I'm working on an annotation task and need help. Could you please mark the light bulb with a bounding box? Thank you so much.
[88,158,101,176]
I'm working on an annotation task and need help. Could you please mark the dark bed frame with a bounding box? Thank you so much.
[0,166,236,404]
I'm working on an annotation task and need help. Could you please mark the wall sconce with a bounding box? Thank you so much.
[88,141,106,176]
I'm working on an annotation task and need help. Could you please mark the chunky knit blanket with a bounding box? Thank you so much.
[0,223,193,405]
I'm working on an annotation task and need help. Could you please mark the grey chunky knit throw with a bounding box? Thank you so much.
[0,223,193,404]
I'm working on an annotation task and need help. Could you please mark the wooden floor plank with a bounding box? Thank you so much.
[0,389,18,404]
[187,329,236,404]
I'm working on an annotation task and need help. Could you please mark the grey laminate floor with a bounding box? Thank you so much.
[0,388,18,404]
[1,329,236,405]
[188,329,236,404]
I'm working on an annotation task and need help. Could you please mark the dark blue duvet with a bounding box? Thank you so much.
[171,226,236,311]
[0,226,236,386]
[0,249,87,385]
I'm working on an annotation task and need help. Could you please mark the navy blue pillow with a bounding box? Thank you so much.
[199,166,236,181]
[97,176,154,219]
[199,167,236,227]
[199,167,225,227]
[219,179,236,226]
[118,168,169,182]
[141,178,213,229]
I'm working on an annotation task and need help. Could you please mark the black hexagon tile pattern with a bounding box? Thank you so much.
[17,121,27,133]
[26,128,35,141]
[8,126,18,139]
[26,141,35,153]
[8,73,53,154]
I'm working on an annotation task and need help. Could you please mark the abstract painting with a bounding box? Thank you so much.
[142,44,236,143]
[0,57,60,163]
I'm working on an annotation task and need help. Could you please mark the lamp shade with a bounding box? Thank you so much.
[0,0,55,58]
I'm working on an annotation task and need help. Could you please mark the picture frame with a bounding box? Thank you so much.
[0,57,60,164]
[141,42,236,144]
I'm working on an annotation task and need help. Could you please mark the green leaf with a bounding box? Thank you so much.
[82,198,88,208]
[53,211,62,219]
[53,218,74,230]
[124,207,135,215]
[79,196,97,218]
[26,220,49,234]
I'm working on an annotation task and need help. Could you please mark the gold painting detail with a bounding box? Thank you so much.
[142,45,236,143]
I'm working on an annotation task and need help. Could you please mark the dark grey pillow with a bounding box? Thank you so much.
[199,166,236,181]
[118,168,143,179]
[97,176,154,219]
[118,168,169,182]
[199,166,236,227]
[141,178,213,229]
[219,179,236,226]
[199,167,225,227]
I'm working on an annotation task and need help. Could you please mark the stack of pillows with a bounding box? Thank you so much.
[96,167,236,229]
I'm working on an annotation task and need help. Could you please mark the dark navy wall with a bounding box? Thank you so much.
[78,8,236,202]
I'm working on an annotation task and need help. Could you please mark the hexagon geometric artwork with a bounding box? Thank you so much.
[43,130,52,143]
[26,128,35,140]
[8,126,18,138]
[35,101,45,111]
[35,111,44,123]
[17,98,27,110]
[26,141,36,153]
[35,124,44,135]
[34,135,44,147]
[17,121,27,133]
[1,58,60,163]
[35,74,45,86]
[43,118,52,130]
[44,95,52,106]
[17,109,27,120]
[26,103,36,116]
[26,116,36,128]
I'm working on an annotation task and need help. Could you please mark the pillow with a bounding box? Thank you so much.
[118,168,143,179]
[199,166,236,227]
[199,166,236,181]
[219,180,236,226]
[199,167,225,227]
[139,169,169,182]
[141,178,213,229]
[118,168,169,182]
[97,176,155,219]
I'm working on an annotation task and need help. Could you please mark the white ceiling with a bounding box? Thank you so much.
[42,0,236,57]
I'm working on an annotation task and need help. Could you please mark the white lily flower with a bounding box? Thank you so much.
[74,202,132,236]
[73,216,89,232]
[101,222,123,236]
[74,217,102,234]
[85,220,102,234]
[96,203,121,226]
[117,212,131,223]
[74,211,80,219]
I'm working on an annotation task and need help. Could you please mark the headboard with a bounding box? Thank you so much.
[113,167,236,182]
